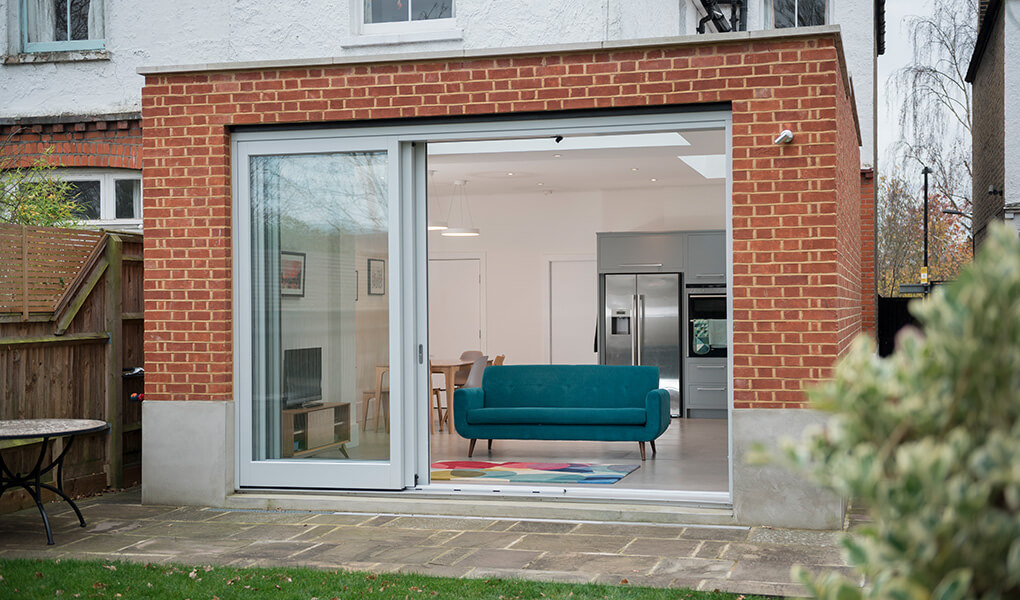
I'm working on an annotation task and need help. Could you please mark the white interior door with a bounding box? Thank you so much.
[428,258,483,360]
[549,258,598,364]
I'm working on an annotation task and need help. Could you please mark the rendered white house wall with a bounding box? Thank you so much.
[2,0,875,166]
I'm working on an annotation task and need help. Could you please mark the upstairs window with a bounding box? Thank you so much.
[21,0,105,53]
[364,0,453,25]
[767,0,827,28]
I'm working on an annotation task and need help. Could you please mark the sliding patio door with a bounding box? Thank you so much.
[234,134,424,490]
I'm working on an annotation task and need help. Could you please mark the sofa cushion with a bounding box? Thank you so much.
[480,365,659,409]
[466,407,646,426]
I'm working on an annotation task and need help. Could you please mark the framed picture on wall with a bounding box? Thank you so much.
[281,251,306,297]
[367,258,386,295]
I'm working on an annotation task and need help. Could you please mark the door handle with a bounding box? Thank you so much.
[636,294,644,365]
[620,263,663,268]
[696,387,726,392]
[631,294,638,366]
[696,365,726,370]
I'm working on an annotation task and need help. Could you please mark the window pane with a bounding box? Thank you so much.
[67,180,101,219]
[411,0,453,21]
[798,0,827,26]
[70,0,93,40]
[365,0,408,23]
[250,152,390,462]
[115,179,141,219]
[771,0,796,28]
[29,0,102,42]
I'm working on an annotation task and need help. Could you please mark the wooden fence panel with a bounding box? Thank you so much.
[0,225,144,514]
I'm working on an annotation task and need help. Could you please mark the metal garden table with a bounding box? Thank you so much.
[0,419,109,544]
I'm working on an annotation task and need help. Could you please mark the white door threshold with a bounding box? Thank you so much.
[225,487,736,526]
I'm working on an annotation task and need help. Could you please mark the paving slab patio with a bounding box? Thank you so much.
[0,488,859,596]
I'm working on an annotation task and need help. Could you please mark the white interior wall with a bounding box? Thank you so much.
[427,184,725,365]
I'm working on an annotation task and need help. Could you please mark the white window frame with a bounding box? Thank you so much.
[761,0,831,29]
[347,0,461,46]
[232,108,734,506]
[19,0,106,53]
[51,168,142,228]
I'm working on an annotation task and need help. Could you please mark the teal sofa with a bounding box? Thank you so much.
[453,365,670,460]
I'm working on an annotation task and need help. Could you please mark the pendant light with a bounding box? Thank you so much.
[441,179,480,237]
[426,170,448,231]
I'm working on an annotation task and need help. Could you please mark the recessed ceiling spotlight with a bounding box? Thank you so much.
[553,154,562,158]
[650,178,658,182]
[537,182,544,186]
[631,168,639,171]
[507,172,514,176]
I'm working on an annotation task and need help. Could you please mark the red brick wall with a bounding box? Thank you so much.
[834,73,863,358]
[141,34,861,408]
[0,118,142,170]
[859,168,876,337]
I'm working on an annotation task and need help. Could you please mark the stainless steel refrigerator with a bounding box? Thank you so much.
[600,273,682,417]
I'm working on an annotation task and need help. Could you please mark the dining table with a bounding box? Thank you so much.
[0,419,109,545]
[430,358,483,432]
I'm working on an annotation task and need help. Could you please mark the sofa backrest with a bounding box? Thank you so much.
[480,365,659,409]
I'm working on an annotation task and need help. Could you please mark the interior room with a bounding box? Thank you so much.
[422,129,730,493]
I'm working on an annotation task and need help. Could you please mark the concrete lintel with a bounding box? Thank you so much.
[142,400,234,507]
[136,25,844,76]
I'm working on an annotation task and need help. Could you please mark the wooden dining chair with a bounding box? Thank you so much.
[428,362,446,433]
[493,354,506,365]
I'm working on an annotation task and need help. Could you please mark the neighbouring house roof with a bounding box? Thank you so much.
[966,0,1002,83]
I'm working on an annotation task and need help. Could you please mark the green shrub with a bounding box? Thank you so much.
[0,147,80,227]
[786,223,1020,600]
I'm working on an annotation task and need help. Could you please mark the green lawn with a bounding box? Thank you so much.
[0,558,772,599]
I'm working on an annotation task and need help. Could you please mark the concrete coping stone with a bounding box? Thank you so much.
[136,25,844,76]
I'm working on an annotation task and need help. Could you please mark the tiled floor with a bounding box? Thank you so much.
[0,488,857,596]
[428,417,729,492]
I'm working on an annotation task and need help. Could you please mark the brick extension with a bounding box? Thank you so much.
[139,34,867,409]
[0,117,142,170]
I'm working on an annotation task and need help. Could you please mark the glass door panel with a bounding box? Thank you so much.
[237,138,407,490]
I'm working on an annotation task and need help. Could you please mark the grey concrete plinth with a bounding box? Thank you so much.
[732,409,846,529]
[142,400,234,506]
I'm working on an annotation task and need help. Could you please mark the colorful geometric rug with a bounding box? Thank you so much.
[430,461,640,485]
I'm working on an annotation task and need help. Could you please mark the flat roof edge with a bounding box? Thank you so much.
[137,25,844,76]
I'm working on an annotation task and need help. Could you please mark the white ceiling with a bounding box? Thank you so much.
[427,128,726,198]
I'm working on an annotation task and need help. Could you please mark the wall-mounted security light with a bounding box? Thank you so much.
[773,129,794,145]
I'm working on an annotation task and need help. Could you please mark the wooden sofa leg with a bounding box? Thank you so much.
[468,439,477,457]
[487,439,493,452]
[638,442,646,461]
[650,440,657,455]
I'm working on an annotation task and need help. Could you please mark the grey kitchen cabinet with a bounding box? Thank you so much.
[685,383,727,419]
[597,232,686,273]
[685,357,726,418]
[685,230,726,284]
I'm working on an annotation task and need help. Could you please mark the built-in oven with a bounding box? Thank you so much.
[687,288,727,358]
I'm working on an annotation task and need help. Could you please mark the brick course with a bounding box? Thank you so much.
[141,34,863,409]
[0,119,142,170]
